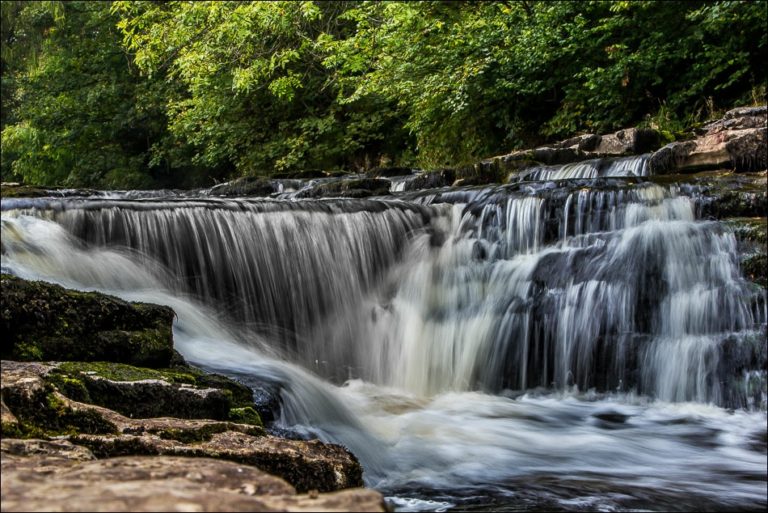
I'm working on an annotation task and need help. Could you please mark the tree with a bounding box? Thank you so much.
[1,1,171,187]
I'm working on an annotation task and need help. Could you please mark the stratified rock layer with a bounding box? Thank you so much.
[1,439,385,512]
[0,360,364,493]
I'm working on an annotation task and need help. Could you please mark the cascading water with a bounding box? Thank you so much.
[1,157,766,511]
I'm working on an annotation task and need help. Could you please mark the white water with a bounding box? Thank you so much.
[523,155,650,181]
[1,181,766,511]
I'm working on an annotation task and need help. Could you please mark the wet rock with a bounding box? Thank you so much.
[368,166,414,178]
[718,330,768,410]
[1,274,175,367]
[302,178,391,198]
[742,254,767,288]
[726,129,768,171]
[1,444,385,512]
[724,217,768,247]
[685,172,768,219]
[0,184,98,198]
[652,170,767,219]
[453,175,499,187]
[3,360,259,427]
[207,176,276,197]
[532,146,585,165]
[402,169,456,191]
[647,140,700,174]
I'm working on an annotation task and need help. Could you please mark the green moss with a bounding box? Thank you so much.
[228,407,263,427]
[154,420,264,443]
[155,423,231,444]
[46,373,92,403]
[4,388,117,439]
[56,361,197,384]
[1,421,22,438]
[1,274,175,367]
[182,368,255,408]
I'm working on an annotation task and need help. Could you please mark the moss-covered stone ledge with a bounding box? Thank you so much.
[47,361,259,422]
[1,361,363,493]
[1,274,174,367]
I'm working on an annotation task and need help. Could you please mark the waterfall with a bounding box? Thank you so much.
[2,176,766,510]
[521,154,650,181]
[2,181,764,407]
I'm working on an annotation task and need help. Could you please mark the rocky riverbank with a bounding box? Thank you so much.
[0,274,386,512]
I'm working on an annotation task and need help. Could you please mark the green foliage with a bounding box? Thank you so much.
[1,2,169,186]
[1,0,766,186]
[111,0,410,175]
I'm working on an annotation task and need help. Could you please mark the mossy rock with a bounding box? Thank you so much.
[1,274,174,367]
[228,407,263,427]
[47,362,255,420]
[2,376,117,439]
[155,421,263,443]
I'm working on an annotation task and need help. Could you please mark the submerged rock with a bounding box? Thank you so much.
[1,274,175,367]
[1,440,385,512]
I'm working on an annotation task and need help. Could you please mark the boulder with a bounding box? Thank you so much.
[1,275,175,367]
[1,440,385,512]
[593,127,662,155]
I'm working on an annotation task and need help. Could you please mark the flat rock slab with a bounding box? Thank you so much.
[1,440,385,512]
